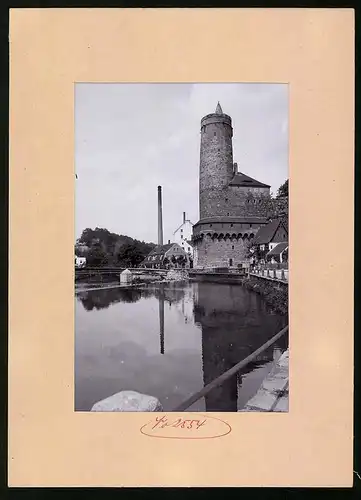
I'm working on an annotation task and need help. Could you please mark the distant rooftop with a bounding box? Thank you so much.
[229,171,271,188]
[253,218,288,245]
[148,243,174,255]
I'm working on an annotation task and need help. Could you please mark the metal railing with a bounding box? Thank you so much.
[254,262,288,270]
[251,267,289,282]
[173,325,288,411]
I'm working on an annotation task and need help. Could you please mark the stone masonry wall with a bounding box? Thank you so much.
[200,185,271,219]
[199,118,233,219]
[195,234,248,268]
[193,221,262,235]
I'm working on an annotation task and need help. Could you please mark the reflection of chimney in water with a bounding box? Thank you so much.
[159,291,165,355]
[157,186,164,246]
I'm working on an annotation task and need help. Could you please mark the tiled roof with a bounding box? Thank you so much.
[229,171,271,188]
[267,242,288,256]
[148,243,174,256]
[253,219,287,245]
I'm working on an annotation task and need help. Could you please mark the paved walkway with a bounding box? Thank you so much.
[240,349,289,412]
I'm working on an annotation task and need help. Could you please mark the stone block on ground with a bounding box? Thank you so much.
[91,390,163,412]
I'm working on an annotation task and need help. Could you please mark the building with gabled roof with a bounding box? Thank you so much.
[251,218,288,263]
[266,242,288,264]
[141,242,189,269]
[173,212,194,262]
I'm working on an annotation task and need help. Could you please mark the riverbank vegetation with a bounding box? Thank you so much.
[75,227,156,267]
[241,277,288,316]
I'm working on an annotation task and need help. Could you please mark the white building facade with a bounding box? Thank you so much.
[75,256,86,268]
[173,212,194,261]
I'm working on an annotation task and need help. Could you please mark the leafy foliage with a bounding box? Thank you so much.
[265,178,289,223]
[248,179,289,263]
[277,179,288,198]
[116,243,145,268]
[75,227,156,267]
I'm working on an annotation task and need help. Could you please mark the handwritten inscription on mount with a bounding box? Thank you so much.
[140,414,232,439]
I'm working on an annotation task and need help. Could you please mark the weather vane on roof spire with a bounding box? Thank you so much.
[215,101,223,114]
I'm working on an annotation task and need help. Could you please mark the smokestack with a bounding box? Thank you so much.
[233,163,238,174]
[183,211,186,223]
[157,186,163,246]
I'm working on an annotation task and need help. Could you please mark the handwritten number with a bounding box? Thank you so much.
[152,416,207,432]
[196,419,206,429]
[152,415,167,429]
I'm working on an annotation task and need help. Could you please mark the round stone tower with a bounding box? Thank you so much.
[199,102,234,219]
[193,103,270,270]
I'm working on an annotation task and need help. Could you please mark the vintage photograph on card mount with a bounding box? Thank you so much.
[74,83,289,413]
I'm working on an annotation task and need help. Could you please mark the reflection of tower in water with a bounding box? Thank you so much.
[194,282,286,412]
[159,288,165,355]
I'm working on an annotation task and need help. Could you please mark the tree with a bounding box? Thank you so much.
[177,255,187,268]
[265,179,289,223]
[244,238,254,259]
[86,241,108,267]
[116,243,145,268]
[77,227,156,267]
[277,179,288,198]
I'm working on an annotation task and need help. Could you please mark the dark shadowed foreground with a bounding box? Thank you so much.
[75,281,288,412]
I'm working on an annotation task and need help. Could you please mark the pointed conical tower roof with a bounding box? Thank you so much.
[215,102,223,114]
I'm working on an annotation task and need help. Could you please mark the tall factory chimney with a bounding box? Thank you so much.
[157,185,164,246]
[183,211,186,223]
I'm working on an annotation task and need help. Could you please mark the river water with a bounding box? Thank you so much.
[75,281,288,412]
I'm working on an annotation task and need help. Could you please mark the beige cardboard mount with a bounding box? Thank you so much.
[9,8,354,487]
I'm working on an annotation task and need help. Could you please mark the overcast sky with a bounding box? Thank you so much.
[75,83,288,244]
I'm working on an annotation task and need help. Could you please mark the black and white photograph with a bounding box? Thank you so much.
[75,83,289,413]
